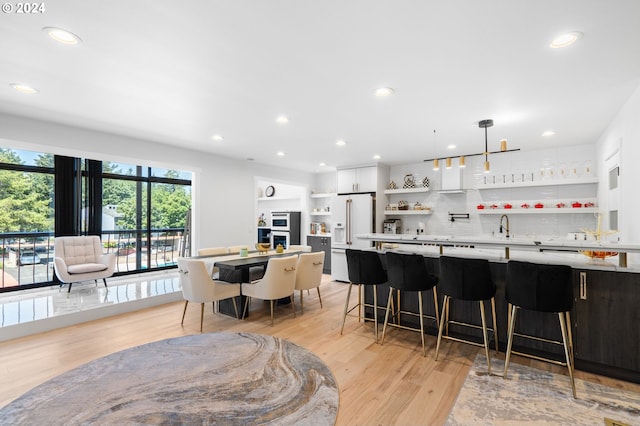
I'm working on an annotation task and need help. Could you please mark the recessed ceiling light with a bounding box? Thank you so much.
[10,83,38,94]
[42,27,82,45]
[276,151,285,157]
[447,144,456,150]
[319,162,326,167]
[276,116,289,124]
[550,31,582,49]
[336,139,347,146]
[374,87,394,97]
[542,130,556,137]
[211,134,224,141]
[373,154,381,160]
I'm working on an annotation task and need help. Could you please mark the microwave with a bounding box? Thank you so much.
[271,211,292,231]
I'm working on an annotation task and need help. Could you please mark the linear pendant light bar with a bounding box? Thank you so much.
[424,119,519,166]
[424,148,520,163]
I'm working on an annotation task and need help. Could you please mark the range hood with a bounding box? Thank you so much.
[439,166,464,193]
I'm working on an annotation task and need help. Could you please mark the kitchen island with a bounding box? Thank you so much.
[354,233,640,384]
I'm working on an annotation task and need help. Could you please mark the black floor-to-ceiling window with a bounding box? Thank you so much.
[1,147,192,292]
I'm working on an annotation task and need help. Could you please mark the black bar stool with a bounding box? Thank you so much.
[380,251,439,356]
[435,256,498,374]
[503,260,576,398]
[340,249,388,343]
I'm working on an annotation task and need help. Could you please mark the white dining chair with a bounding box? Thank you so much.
[288,245,312,252]
[197,247,228,256]
[197,246,229,278]
[241,255,298,325]
[294,251,324,313]
[227,245,249,254]
[177,257,241,332]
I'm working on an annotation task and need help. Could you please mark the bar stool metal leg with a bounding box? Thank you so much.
[380,288,395,345]
[503,304,518,378]
[432,287,440,327]
[340,283,354,335]
[491,297,499,354]
[435,295,449,361]
[559,311,577,398]
[479,300,492,374]
[373,285,378,343]
[418,291,426,357]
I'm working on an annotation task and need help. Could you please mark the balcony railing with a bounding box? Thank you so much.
[0,229,184,292]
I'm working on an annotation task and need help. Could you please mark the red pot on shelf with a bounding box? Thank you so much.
[572,202,583,208]
[534,203,544,209]
[521,203,530,209]
[503,203,513,209]
[556,202,566,208]
[477,204,485,210]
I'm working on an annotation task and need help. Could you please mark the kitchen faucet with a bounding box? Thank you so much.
[499,214,510,238]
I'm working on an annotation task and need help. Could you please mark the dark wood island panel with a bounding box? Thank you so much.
[362,252,640,384]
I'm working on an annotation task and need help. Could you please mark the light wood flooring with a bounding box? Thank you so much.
[1,276,639,425]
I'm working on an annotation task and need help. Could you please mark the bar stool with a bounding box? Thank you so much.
[503,260,576,398]
[435,256,498,374]
[380,252,439,356]
[340,249,388,343]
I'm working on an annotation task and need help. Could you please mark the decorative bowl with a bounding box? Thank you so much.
[580,250,618,260]
[255,243,271,253]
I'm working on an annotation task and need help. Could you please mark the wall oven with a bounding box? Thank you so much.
[271,231,290,249]
[269,211,301,249]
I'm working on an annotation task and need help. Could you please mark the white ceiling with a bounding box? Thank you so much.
[2,1,640,172]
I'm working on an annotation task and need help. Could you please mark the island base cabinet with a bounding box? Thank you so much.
[574,269,640,380]
[307,236,331,274]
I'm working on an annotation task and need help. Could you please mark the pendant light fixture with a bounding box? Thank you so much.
[479,119,494,173]
[423,120,518,168]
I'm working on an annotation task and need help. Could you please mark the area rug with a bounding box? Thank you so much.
[446,354,640,425]
[0,332,339,425]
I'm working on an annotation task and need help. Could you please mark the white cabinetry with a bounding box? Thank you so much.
[337,166,377,193]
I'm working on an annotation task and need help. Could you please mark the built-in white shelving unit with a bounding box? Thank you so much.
[477,208,598,215]
[476,177,598,190]
[257,196,301,202]
[383,187,430,195]
[310,192,336,198]
[384,210,433,215]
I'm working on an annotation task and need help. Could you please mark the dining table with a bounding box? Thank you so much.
[195,249,302,318]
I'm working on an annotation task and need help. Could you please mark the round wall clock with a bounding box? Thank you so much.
[265,185,275,197]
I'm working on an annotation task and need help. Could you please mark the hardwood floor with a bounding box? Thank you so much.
[1,276,639,424]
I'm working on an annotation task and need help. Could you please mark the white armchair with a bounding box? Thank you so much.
[53,236,116,292]
[241,255,298,325]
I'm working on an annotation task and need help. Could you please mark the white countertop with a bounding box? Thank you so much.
[356,233,640,273]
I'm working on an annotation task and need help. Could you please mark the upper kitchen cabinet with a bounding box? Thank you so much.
[337,166,378,194]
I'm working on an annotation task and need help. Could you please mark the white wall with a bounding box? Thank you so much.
[596,84,640,249]
[387,144,598,239]
[0,112,315,253]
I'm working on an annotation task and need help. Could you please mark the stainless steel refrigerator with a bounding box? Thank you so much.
[331,193,375,282]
